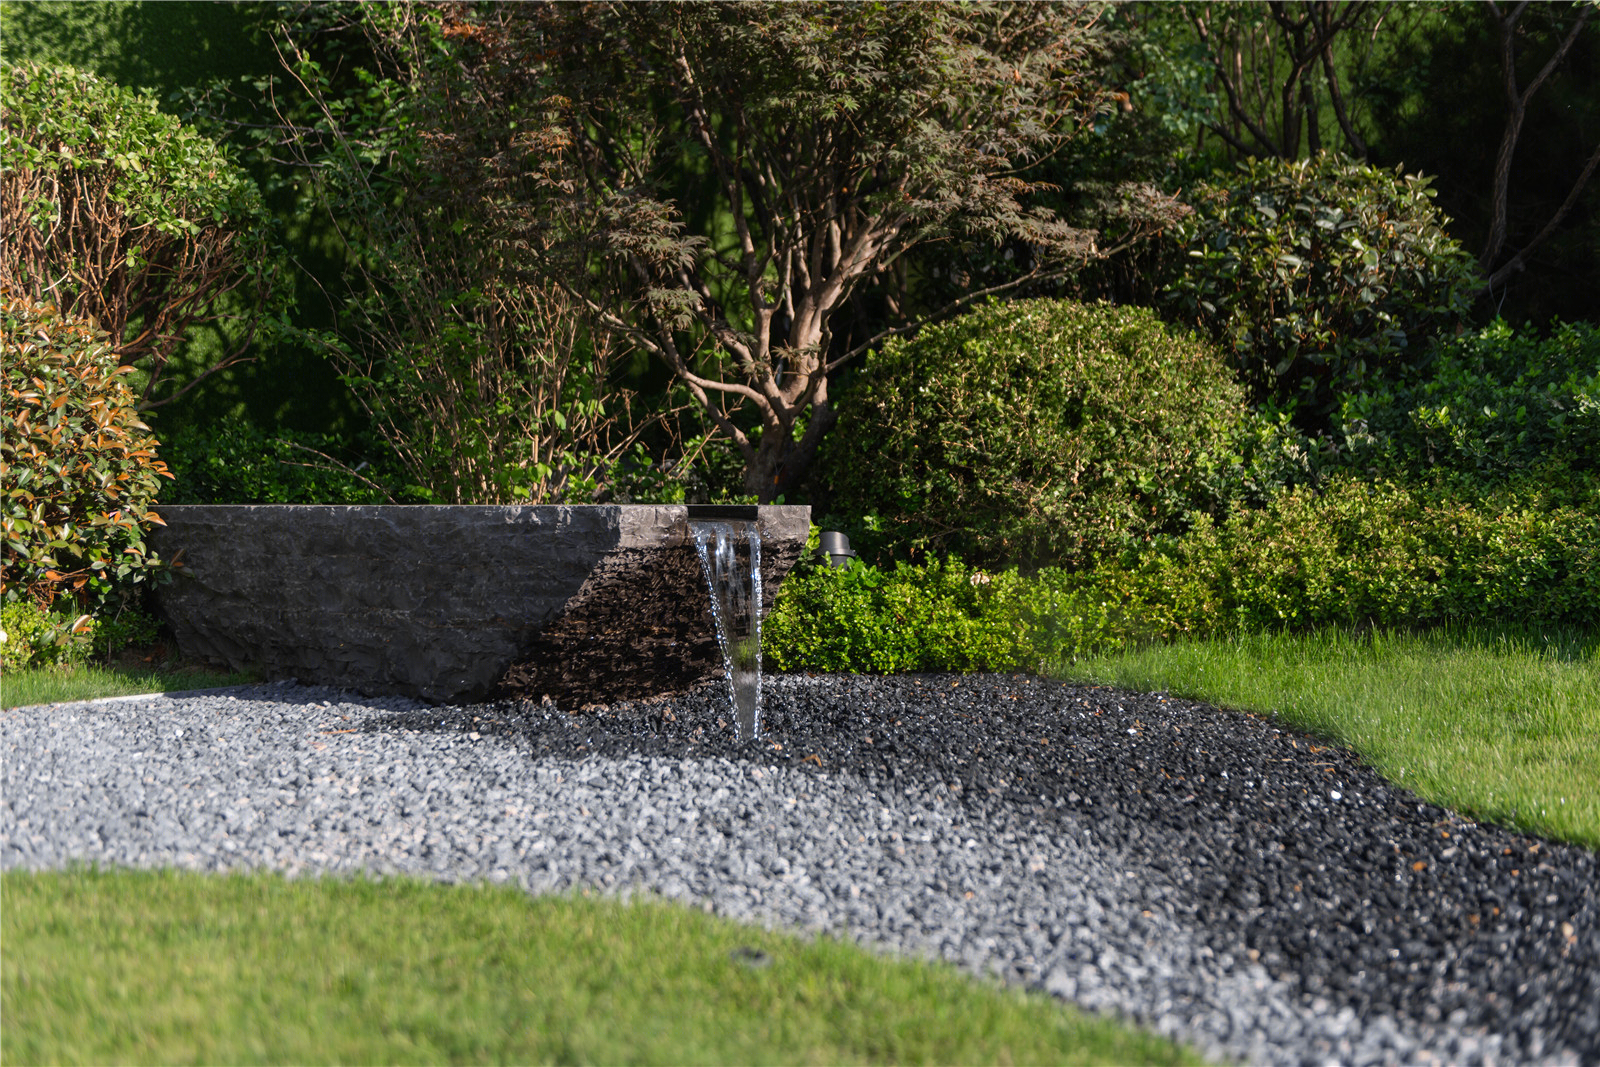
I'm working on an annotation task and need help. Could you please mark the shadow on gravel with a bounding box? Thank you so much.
[360,671,1599,1059]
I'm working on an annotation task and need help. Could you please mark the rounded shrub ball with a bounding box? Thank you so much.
[1168,154,1479,426]
[821,298,1275,569]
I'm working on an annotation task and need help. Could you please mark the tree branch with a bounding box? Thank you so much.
[1478,135,1600,297]
[1482,1,1593,269]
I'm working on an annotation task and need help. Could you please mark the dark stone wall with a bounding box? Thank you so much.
[151,505,810,703]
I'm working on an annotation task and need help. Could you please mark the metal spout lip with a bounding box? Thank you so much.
[687,504,761,520]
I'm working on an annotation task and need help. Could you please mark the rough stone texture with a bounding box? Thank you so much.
[151,505,810,703]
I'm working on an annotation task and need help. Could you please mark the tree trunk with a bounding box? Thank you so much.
[742,400,838,503]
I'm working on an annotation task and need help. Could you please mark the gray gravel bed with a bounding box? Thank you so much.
[3,674,1594,1066]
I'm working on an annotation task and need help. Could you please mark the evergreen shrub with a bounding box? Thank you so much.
[768,477,1599,674]
[2,290,173,616]
[820,299,1297,569]
[1338,319,1600,481]
[1169,154,1479,428]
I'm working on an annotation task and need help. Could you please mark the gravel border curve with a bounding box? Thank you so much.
[4,673,1596,1066]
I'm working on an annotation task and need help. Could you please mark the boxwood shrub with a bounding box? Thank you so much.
[820,298,1299,570]
[768,474,1598,674]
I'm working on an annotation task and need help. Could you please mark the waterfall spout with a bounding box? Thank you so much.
[689,520,763,740]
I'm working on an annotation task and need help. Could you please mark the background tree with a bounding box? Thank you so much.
[260,4,669,505]
[1475,1,1598,304]
[448,1,1179,502]
[0,63,289,408]
[1181,0,1383,161]
[1118,0,1600,325]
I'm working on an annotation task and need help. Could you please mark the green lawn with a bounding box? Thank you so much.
[1053,624,1600,850]
[1,662,254,710]
[1,868,1200,1067]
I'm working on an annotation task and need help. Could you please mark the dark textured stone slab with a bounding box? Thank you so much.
[151,505,810,703]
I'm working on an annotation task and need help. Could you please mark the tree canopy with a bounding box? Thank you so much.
[0,62,287,408]
[412,0,1179,500]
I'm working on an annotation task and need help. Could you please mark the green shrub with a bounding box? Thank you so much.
[0,63,287,406]
[765,555,1028,674]
[0,599,92,672]
[160,423,412,505]
[820,299,1297,569]
[768,476,1599,675]
[2,289,173,614]
[0,598,160,672]
[1338,318,1600,480]
[1168,154,1479,428]
[1161,474,1598,631]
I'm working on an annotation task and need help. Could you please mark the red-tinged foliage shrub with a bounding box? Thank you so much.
[2,287,173,615]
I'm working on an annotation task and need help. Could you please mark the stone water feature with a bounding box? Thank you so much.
[150,504,810,710]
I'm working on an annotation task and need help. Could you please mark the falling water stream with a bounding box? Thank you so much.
[689,520,763,741]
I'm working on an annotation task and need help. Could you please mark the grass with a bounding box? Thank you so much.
[1,867,1202,1067]
[1052,624,1600,851]
[1,661,255,710]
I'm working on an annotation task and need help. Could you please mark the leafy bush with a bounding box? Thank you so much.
[820,298,1299,569]
[269,15,640,505]
[3,290,174,614]
[766,550,1233,675]
[765,555,1029,674]
[0,598,159,671]
[1168,154,1479,427]
[1,599,92,672]
[1149,473,1598,633]
[1338,318,1600,480]
[159,423,413,505]
[0,62,286,407]
[768,476,1599,674]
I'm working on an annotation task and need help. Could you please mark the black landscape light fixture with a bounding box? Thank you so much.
[819,530,858,569]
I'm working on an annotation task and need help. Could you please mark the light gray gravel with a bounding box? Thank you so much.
[2,679,1590,1066]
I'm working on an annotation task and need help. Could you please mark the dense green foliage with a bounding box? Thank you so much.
[1,598,90,671]
[1,291,172,610]
[1141,473,1599,634]
[421,1,1162,501]
[266,6,644,506]
[1112,2,1599,328]
[0,63,286,408]
[1,598,161,673]
[773,470,1598,674]
[822,299,1298,569]
[0,2,276,106]
[1167,154,1479,427]
[158,423,409,506]
[1338,318,1600,481]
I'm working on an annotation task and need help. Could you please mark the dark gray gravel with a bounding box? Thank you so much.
[4,672,1595,1066]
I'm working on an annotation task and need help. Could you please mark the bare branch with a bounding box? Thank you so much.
[1482,2,1595,270]
[1479,136,1600,296]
